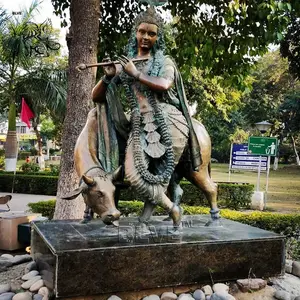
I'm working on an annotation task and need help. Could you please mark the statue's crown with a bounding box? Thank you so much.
[134,6,164,28]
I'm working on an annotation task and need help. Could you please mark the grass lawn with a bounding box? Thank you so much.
[211,163,300,212]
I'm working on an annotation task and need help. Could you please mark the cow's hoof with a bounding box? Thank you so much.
[205,208,222,227]
[136,222,151,235]
[169,204,182,228]
[80,218,91,224]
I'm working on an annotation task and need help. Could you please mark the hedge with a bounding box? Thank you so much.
[0,174,58,195]
[28,200,300,236]
[0,172,254,208]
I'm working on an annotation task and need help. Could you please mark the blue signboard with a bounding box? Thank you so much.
[230,143,267,171]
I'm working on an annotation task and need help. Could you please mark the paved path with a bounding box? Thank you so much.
[0,192,55,212]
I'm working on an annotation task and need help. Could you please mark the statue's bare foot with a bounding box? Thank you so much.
[169,204,182,228]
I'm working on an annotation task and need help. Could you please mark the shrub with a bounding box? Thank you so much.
[18,151,31,160]
[0,156,4,169]
[0,174,57,195]
[20,162,40,174]
[28,199,300,237]
[48,164,60,176]
[27,200,56,219]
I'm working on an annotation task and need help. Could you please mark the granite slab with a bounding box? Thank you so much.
[30,215,285,298]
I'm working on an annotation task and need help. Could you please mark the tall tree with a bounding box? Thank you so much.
[50,0,298,219]
[0,1,60,171]
[53,0,100,219]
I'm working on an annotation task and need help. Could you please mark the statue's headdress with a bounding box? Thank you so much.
[134,6,164,29]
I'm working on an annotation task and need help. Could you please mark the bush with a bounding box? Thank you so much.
[27,199,300,237]
[48,164,60,176]
[18,151,32,160]
[0,156,4,169]
[20,162,40,174]
[119,182,254,210]
[0,174,57,195]
[28,200,56,219]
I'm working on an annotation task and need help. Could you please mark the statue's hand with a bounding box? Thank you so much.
[102,58,116,78]
[118,55,140,78]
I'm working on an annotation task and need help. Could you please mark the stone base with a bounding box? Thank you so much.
[251,191,265,210]
[31,215,285,298]
[0,212,40,250]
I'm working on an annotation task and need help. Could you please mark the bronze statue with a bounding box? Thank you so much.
[63,5,219,228]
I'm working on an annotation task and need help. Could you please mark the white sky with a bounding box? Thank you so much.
[0,0,68,54]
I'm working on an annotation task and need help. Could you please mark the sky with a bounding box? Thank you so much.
[0,0,68,54]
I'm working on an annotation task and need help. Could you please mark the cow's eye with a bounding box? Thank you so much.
[97,191,104,197]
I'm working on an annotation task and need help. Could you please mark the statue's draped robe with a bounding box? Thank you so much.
[96,56,201,174]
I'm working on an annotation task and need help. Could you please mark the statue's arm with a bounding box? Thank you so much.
[137,72,173,92]
[91,77,110,103]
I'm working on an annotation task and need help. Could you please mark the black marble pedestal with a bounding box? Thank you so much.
[31,215,285,298]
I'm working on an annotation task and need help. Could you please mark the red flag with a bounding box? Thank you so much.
[20,98,35,128]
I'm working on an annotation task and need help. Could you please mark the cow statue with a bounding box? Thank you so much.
[62,108,122,225]
[62,106,219,227]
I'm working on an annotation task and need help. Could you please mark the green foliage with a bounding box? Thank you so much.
[51,0,298,87]
[18,151,32,160]
[0,174,57,195]
[27,199,300,237]
[47,164,60,176]
[19,162,40,174]
[119,181,254,210]
[27,200,56,220]
[0,155,4,169]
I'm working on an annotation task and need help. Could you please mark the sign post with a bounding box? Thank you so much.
[248,137,278,209]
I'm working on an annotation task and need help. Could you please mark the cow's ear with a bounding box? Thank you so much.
[110,166,123,182]
[61,186,84,200]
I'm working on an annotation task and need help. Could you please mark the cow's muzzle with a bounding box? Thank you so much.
[101,209,121,225]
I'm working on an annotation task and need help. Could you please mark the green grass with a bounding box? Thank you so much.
[211,163,300,212]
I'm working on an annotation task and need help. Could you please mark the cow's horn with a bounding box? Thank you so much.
[111,166,122,181]
[82,174,95,186]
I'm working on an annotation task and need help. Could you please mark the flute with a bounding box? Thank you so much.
[76,57,149,71]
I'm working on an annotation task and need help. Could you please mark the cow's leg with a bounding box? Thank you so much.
[184,164,220,225]
[81,204,93,223]
[125,140,182,228]
[139,200,156,224]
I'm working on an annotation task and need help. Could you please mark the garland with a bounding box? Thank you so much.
[121,60,174,185]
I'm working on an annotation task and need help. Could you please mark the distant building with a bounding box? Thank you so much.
[0,119,37,149]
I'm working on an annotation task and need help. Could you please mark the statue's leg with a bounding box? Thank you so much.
[168,171,184,206]
[184,164,220,224]
[139,200,156,224]
[81,204,93,223]
[125,140,182,228]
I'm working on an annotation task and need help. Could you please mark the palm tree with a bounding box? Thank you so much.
[0,1,63,171]
[15,58,67,169]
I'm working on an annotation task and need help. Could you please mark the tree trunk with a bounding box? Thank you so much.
[291,134,300,166]
[54,0,100,219]
[5,102,18,171]
[33,122,45,170]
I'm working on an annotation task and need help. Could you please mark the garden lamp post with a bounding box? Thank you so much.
[255,121,272,209]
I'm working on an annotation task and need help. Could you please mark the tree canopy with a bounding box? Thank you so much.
[52,0,299,87]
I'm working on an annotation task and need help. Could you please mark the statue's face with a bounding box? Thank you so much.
[136,22,158,52]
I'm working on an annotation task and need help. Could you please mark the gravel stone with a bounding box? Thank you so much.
[11,256,32,266]
[0,293,15,300]
[24,262,37,274]
[292,261,300,278]
[178,294,194,300]
[1,254,14,260]
[236,278,267,292]
[274,290,291,300]
[12,292,32,300]
[29,280,44,293]
[33,295,43,300]
[193,289,205,300]
[210,292,235,300]
[143,295,160,300]
[202,286,213,296]
[21,277,41,290]
[161,292,177,300]
[107,296,122,300]
[212,284,229,294]
[0,284,11,294]
[22,271,39,281]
